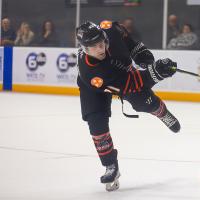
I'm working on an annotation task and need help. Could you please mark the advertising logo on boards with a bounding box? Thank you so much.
[26,52,46,71]
[56,53,76,72]
[26,52,46,82]
[56,53,77,83]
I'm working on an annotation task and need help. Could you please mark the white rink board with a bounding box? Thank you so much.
[12,47,78,87]
[12,47,200,92]
[152,50,200,92]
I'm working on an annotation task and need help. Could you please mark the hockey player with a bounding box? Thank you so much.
[76,20,181,191]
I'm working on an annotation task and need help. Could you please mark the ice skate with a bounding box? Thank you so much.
[151,101,181,133]
[101,162,121,192]
[159,109,180,133]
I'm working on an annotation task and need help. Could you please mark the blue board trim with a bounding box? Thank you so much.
[3,47,13,90]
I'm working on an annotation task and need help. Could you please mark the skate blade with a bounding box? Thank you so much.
[105,179,120,191]
[105,172,120,192]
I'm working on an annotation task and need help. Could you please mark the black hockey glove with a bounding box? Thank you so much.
[155,58,177,77]
[148,58,177,83]
[131,42,155,67]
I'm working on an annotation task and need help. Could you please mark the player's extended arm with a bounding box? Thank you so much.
[114,22,154,66]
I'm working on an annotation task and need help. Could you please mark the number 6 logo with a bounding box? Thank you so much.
[26,53,38,71]
[57,54,69,72]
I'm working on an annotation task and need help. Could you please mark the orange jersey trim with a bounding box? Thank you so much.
[131,71,139,91]
[135,69,143,88]
[123,74,131,95]
[85,54,97,67]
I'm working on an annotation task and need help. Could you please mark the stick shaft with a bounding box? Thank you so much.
[177,68,200,77]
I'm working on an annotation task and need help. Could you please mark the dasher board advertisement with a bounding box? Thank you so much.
[12,47,78,87]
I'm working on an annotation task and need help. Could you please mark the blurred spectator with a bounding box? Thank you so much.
[124,0,141,6]
[36,20,60,47]
[121,17,142,41]
[1,17,16,46]
[15,22,35,46]
[167,23,199,50]
[167,14,180,43]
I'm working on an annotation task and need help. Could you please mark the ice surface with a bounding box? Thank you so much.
[0,92,199,200]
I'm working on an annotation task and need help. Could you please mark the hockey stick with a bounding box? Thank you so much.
[176,68,200,78]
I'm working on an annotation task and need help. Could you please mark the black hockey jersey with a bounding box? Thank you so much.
[77,20,154,96]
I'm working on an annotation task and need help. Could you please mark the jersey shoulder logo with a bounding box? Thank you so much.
[91,77,104,88]
[100,20,112,29]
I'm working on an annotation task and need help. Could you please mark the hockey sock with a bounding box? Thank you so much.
[92,132,118,166]
[87,112,118,166]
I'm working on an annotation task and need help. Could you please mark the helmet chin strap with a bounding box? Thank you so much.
[103,31,109,49]
[79,44,88,54]
[105,40,109,50]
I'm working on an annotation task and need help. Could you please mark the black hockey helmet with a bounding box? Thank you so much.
[76,21,107,47]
